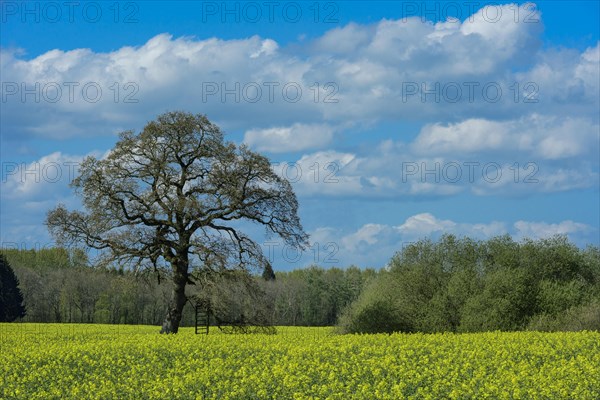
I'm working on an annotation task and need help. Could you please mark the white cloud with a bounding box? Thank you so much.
[283,150,362,196]
[517,42,599,119]
[412,115,599,159]
[575,43,600,84]
[459,4,541,56]
[341,223,388,248]
[467,222,508,237]
[280,113,598,199]
[408,182,464,196]
[412,119,509,154]
[1,152,88,200]
[2,6,596,143]
[250,39,279,58]
[514,220,592,240]
[1,34,299,139]
[312,23,372,54]
[396,213,457,236]
[244,123,334,153]
[0,152,94,249]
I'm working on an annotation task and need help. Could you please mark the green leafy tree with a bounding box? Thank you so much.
[338,235,599,334]
[46,111,308,333]
[336,270,413,334]
[459,267,533,331]
[0,254,26,322]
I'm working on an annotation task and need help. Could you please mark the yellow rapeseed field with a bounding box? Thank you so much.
[1,324,598,399]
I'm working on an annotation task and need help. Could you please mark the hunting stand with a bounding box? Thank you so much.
[194,299,211,335]
[192,297,276,335]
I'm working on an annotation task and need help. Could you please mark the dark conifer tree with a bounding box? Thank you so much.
[0,254,26,322]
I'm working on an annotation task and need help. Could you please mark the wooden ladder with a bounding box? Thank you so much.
[195,303,210,335]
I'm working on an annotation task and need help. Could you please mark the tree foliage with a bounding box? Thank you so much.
[338,235,600,334]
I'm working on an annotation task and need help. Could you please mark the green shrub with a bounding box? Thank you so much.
[528,301,600,332]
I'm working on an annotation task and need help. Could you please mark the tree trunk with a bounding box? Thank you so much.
[160,268,188,334]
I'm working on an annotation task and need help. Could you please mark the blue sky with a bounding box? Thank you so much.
[1,1,599,270]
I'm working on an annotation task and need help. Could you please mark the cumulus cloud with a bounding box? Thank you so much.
[4,11,588,198]
[394,213,508,240]
[277,114,599,199]
[278,150,362,197]
[412,119,509,154]
[396,213,457,236]
[514,220,592,240]
[1,151,88,200]
[244,123,334,153]
[0,151,94,249]
[1,34,305,139]
[311,23,373,54]
[411,114,599,159]
[2,4,597,144]
[518,42,600,119]
[341,223,389,248]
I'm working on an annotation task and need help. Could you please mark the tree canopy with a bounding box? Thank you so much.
[337,235,600,334]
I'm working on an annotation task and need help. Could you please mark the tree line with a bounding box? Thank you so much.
[1,247,376,327]
[2,234,598,333]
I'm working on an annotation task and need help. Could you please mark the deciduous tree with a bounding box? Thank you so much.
[46,111,308,333]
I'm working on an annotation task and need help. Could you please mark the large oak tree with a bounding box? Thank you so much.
[46,111,308,333]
